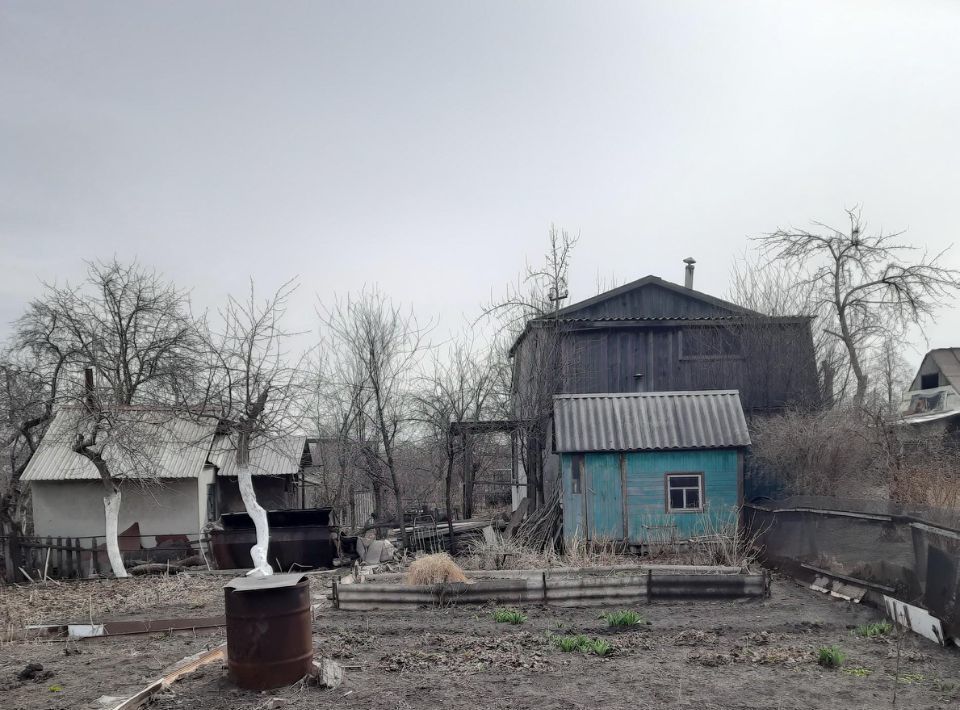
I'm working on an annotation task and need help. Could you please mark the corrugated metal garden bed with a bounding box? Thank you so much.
[333,565,769,610]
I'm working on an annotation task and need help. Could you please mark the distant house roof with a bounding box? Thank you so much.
[553,275,761,319]
[553,390,751,453]
[508,275,808,355]
[21,408,218,482]
[210,434,307,477]
[915,348,960,391]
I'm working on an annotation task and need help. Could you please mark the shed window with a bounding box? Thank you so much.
[571,454,584,494]
[666,473,704,512]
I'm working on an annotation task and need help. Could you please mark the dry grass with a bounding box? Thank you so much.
[0,572,226,634]
[404,553,469,585]
[461,507,759,571]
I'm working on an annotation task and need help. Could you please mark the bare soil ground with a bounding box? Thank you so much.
[1,575,959,710]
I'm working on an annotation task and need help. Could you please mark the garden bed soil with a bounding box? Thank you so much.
[3,575,957,709]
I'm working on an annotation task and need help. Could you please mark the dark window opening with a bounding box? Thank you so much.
[571,454,584,494]
[920,373,940,390]
[666,473,704,512]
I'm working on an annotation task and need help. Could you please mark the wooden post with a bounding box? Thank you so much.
[462,431,474,520]
[73,538,81,579]
[91,537,99,576]
[3,527,20,583]
[56,536,64,577]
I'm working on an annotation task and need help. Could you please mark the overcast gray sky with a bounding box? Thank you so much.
[2,1,960,370]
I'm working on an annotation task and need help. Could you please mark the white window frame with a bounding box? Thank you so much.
[665,473,705,513]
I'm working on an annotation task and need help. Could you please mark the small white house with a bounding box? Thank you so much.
[897,348,960,430]
[21,407,306,547]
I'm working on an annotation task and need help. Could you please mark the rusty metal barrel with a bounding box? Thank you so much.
[224,573,313,690]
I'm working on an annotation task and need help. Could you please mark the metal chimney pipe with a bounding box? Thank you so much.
[683,257,696,289]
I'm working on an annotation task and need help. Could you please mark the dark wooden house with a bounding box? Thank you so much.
[509,273,820,504]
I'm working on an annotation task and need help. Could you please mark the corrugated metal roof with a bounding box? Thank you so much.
[211,434,306,477]
[22,408,218,481]
[553,390,751,453]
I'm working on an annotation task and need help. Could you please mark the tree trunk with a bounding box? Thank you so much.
[102,489,128,578]
[392,483,409,550]
[238,466,273,577]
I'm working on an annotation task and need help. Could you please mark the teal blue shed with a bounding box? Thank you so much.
[553,390,750,546]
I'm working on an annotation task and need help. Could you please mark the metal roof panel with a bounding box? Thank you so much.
[553,390,751,453]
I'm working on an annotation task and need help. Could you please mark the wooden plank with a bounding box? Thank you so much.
[108,645,226,710]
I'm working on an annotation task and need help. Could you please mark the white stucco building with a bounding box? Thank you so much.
[21,407,306,546]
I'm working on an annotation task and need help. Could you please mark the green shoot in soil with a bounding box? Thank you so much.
[843,667,873,677]
[817,645,847,668]
[601,610,645,627]
[551,634,614,656]
[855,620,893,638]
[493,608,527,625]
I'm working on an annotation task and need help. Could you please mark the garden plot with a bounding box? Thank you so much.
[0,575,950,710]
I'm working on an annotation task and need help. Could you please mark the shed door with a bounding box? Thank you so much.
[586,453,625,540]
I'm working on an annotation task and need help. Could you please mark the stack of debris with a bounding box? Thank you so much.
[513,490,561,552]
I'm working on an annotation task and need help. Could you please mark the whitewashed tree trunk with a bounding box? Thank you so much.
[238,465,272,577]
[103,490,128,578]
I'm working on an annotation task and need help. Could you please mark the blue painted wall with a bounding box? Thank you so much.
[562,449,741,544]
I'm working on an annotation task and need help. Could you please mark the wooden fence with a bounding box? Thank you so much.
[1,533,206,583]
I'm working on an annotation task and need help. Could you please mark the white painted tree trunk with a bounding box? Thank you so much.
[103,490,128,578]
[238,465,273,577]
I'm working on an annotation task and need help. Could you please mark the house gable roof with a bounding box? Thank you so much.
[21,408,218,482]
[510,275,770,355]
[554,275,762,320]
[909,348,960,391]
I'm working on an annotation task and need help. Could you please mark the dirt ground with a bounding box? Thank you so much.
[1,575,959,710]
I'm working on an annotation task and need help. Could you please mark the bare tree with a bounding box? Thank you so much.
[6,260,199,577]
[415,339,496,547]
[756,208,960,407]
[319,289,429,549]
[190,280,304,578]
[483,225,579,509]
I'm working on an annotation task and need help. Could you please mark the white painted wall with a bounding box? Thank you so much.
[31,479,201,543]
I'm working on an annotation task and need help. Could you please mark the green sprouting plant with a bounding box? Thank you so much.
[843,667,872,677]
[855,621,893,638]
[897,673,926,685]
[551,634,614,656]
[591,639,614,656]
[817,646,847,668]
[601,610,645,628]
[493,608,527,625]
[553,634,592,652]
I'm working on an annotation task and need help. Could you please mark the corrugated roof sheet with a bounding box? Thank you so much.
[22,408,218,481]
[553,390,751,453]
[211,434,306,477]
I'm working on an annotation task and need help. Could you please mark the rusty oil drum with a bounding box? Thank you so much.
[224,573,313,690]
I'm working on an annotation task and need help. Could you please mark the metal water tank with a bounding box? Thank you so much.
[224,573,313,690]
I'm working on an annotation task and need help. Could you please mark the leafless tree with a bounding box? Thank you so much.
[414,338,496,546]
[4,260,199,577]
[190,279,305,577]
[756,208,960,407]
[482,226,579,510]
[319,288,429,549]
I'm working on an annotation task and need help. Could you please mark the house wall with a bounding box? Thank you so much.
[31,479,201,542]
[561,449,742,544]
[215,475,298,515]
